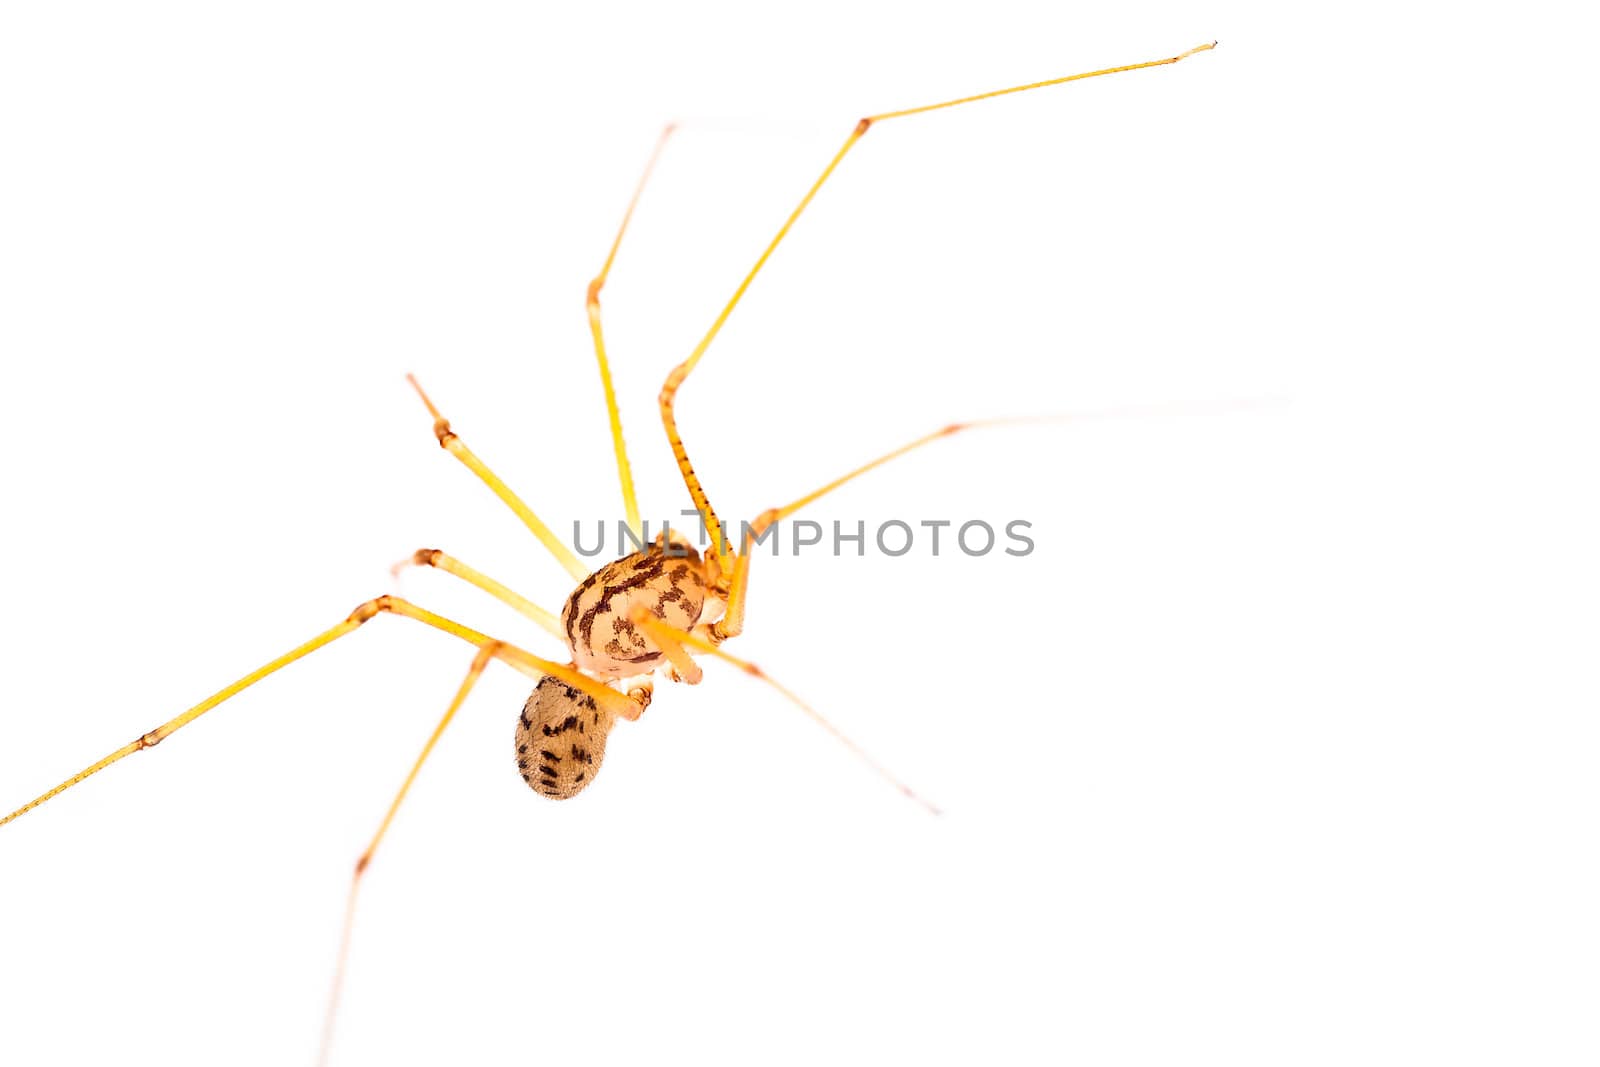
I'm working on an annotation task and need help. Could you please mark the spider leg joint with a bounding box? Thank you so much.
[345,597,394,625]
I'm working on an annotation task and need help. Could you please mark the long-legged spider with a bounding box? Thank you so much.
[3,41,1215,1062]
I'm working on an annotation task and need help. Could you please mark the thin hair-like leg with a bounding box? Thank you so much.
[717,416,1053,642]
[0,597,643,829]
[628,606,939,815]
[405,374,590,582]
[317,641,501,1066]
[392,547,565,641]
[714,398,1273,641]
[588,124,677,544]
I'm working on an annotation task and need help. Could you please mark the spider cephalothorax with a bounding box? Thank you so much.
[560,535,718,680]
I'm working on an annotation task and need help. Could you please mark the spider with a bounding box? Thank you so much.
[2,41,1215,1062]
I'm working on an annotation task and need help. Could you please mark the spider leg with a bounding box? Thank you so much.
[0,596,642,829]
[406,374,590,582]
[718,397,1273,640]
[317,640,501,1066]
[588,125,676,545]
[659,42,1216,575]
[392,547,565,641]
[717,422,971,642]
[627,606,939,814]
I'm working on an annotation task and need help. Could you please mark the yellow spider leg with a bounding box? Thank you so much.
[406,374,588,583]
[721,398,1279,640]
[589,125,676,544]
[719,396,1271,640]
[871,39,1215,122]
[317,641,500,1067]
[659,41,1217,576]
[639,609,703,685]
[718,421,981,642]
[0,597,641,829]
[393,547,565,641]
[628,607,939,815]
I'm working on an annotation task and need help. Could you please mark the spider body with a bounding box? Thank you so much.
[520,535,723,800]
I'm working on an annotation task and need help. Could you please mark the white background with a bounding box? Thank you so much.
[1,2,1595,1065]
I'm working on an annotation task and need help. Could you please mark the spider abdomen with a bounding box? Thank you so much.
[561,547,706,679]
[515,676,616,800]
